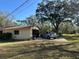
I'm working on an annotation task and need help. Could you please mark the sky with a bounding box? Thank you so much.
[0,0,42,20]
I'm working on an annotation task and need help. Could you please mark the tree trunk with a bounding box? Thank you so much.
[55,27,59,33]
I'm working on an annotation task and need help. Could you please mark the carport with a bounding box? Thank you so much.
[32,27,39,39]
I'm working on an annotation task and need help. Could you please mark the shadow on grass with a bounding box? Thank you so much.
[63,36,79,40]
[8,43,79,59]
[0,39,29,43]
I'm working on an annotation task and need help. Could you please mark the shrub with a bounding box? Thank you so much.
[0,33,12,40]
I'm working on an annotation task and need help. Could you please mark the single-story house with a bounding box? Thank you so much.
[0,26,39,40]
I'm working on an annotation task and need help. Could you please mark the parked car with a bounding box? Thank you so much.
[40,32,58,39]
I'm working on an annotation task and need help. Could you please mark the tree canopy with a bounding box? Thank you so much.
[36,0,79,33]
[0,12,16,27]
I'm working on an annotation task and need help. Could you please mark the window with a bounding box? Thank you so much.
[14,30,19,35]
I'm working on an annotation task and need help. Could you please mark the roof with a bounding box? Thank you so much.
[32,26,39,30]
[3,26,32,30]
[0,26,39,31]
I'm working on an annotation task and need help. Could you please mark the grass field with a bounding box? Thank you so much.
[0,40,79,59]
[63,34,79,43]
[63,34,79,37]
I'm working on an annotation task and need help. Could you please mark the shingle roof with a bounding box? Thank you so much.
[3,26,32,30]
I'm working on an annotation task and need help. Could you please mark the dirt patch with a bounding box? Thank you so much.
[53,38,68,42]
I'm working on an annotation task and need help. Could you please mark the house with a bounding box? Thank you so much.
[0,26,39,40]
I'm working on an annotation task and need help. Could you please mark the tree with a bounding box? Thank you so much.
[26,15,38,26]
[59,18,75,34]
[13,20,27,26]
[26,15,52,34]
[36,0,79,33]
[40,21,52,34]
[0,11,16,27]
[73,15,79,26]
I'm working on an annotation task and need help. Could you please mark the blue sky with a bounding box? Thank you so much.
[0,0,42,20]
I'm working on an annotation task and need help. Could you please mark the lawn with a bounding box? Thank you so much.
[0,40,79,59]
[63,34,79,43]
[63,34,79,37]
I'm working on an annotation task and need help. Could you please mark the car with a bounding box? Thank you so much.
[40,33,49,39]
[40,32,58,39]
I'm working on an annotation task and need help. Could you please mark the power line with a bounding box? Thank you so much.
[5,0,30,18]
[14,0,38,19]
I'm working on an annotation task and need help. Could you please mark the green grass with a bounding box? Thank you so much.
[68,39,79,42]
[63,34,79,37]
[62,34,79,43]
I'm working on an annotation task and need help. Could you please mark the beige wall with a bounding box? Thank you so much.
[14,29,32,39]
[3,28,32,40]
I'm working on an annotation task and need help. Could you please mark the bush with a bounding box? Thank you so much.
[0,33,12,40]
[0,34,3,39]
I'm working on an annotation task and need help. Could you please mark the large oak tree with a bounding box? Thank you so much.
[36,0,79,33]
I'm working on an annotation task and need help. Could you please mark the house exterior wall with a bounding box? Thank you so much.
[14,29,32,39]
[3,28,32,40]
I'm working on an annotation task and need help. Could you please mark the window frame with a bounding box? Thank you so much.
[14,30,19,35]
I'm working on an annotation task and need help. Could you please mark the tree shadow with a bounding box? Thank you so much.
[8,42,79,59]
[35,43,79,59]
